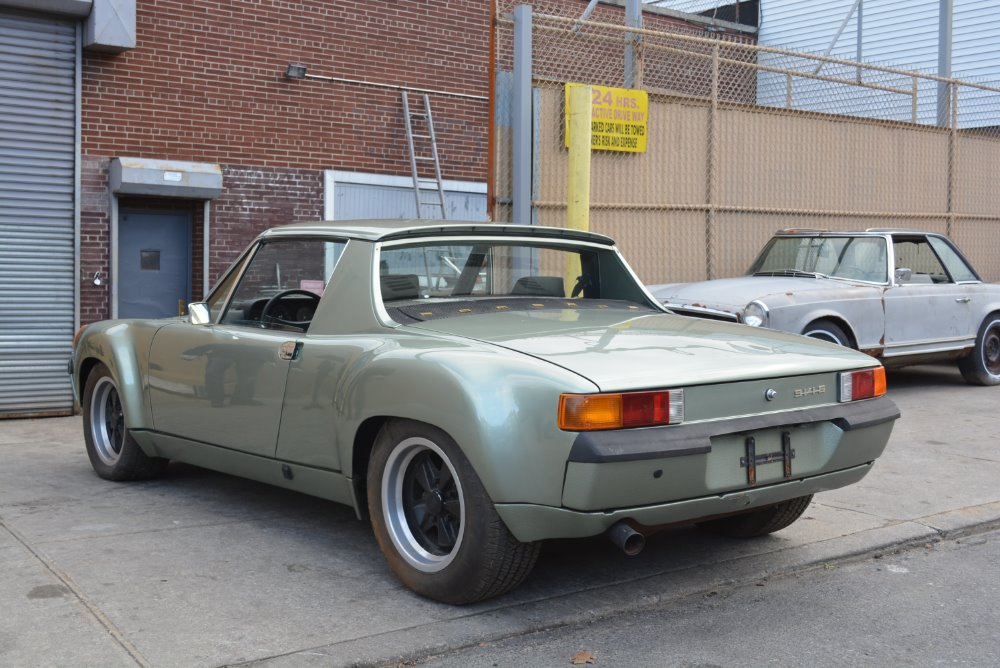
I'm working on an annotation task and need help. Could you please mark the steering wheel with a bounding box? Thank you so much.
[260,289,321,329]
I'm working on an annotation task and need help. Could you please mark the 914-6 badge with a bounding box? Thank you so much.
[793,385,826,398]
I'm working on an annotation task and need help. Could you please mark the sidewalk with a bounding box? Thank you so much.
[1,364,998,667]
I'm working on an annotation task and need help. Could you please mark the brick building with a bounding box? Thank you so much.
[0,0,747,416]
[1,0,493,416]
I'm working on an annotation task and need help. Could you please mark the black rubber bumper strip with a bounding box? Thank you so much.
[568,395,900,464]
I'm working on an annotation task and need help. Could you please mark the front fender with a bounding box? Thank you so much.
[337,337,597,508]
[766,292,885,350]
[970,288,1000,331]
[74,320,164,432]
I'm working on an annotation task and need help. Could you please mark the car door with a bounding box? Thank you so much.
[147,237,343,457]
[275,336,384,471]
[882,235,976,357]
[147,324,296,457]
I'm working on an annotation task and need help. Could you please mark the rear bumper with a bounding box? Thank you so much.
[496,462,873,543]
[568,396,899,464]
[496,397,898,543]
[558,396,897,512]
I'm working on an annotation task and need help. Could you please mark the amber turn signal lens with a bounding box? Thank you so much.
[839,367,886,402]
[873,366,887,397]
[559,394,622,431]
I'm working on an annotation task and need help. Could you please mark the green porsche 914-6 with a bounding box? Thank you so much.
[70,220,899,604]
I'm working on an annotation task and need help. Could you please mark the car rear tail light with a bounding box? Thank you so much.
[839,367,886,402]
[558,390,684,431]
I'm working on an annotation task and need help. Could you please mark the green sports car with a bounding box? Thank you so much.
[70,220,899,604]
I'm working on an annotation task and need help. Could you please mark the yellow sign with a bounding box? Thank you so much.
[564,83,648,153]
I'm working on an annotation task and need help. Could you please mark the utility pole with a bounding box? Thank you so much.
[936,0,953,127]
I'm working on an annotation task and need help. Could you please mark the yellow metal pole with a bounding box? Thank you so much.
[565,84,592,292]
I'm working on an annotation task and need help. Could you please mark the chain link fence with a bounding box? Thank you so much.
[492,0,1000,282]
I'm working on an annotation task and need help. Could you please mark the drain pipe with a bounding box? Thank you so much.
[607,521,645,556]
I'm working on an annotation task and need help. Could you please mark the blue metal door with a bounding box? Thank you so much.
[119,211,191,318]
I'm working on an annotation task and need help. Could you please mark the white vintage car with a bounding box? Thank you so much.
[649,229,1000,386]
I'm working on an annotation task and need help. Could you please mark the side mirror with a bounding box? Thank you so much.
[894,268,912,284]
[188,302,211,325]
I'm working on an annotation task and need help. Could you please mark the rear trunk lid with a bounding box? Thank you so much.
[408,307,874,391]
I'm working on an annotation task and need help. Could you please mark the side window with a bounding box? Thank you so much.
[893,238,949,284]
[220,239,346,330]
[204,249,254,320]
[928,237,978,283]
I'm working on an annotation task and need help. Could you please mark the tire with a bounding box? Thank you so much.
[697,494,813,538]
[802,320,851,347]
[958,314,1000,386]
[367,419,539,604]
[82,363,168,481]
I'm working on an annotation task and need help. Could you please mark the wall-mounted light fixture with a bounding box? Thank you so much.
[284,63,308,79]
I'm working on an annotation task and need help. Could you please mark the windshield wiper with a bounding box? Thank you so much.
[752,269,824,279]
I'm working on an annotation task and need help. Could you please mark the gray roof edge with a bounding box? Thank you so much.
[260,220,617,245]
[773,228,947,237]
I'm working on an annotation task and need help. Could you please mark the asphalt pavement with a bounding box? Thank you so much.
[411,528,1000,667]
[1,364,998,667]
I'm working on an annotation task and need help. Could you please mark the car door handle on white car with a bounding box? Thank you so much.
[955,297,971,303]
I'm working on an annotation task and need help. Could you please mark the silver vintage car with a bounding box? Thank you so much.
[650,229,1000,386]
[71,221,898,603]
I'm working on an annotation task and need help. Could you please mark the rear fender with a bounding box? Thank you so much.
[339,344,595,508]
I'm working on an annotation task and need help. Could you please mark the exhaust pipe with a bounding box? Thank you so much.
[607,521,645,556]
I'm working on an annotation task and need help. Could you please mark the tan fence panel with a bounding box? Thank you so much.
[717,109,949,214]
[955,135,1000,217]
[493,0,1000,282]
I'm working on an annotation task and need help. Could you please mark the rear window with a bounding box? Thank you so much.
[378,239,656,321]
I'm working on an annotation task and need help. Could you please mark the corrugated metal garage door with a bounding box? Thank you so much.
[0,11,77,416]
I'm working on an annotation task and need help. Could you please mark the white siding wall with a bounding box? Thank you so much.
[759,0,939,70]
[324,171,487,222]
[757,0,1000,127]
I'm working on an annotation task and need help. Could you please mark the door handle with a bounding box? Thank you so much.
[955,297,971,304]
[278,341,302,361]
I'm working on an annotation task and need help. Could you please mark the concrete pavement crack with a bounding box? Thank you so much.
[950,453,1000,465]
[0,515,151,667]
[812,500,888,521]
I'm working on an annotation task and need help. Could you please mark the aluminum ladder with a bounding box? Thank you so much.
[401,91,447,219]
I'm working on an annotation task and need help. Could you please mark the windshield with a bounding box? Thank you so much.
[378,239,657,322]
[748,236,888,283]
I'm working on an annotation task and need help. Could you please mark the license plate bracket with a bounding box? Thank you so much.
[740,431,795,486]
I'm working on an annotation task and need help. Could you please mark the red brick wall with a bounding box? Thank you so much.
[81,0,491,180]
[76,0,739,323]
[210,166,324,281]
[80,156,111,325]
[80,1,492,322]
[78,160,322,324]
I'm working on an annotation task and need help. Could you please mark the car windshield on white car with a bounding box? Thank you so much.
[749,235,888,283]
